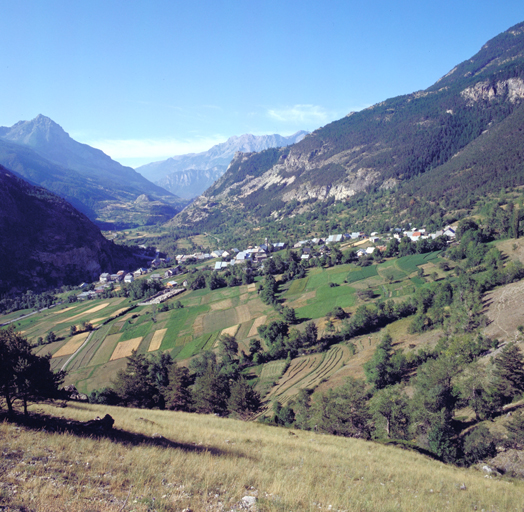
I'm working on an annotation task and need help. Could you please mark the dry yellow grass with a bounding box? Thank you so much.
[235,304,251,323]
[64,303,110,323]
[3,402,522,512]
[193,314,205,337]
[220,324,239,338]
[148,328,167,352]
[89,333,123,367]
[51,306,77,315]
[248,315,267,337]
[111,307,131,317]
[110,337,142,360]
[52,332,89,358]
[210,298,233,311]
[286,290,316,308]
[247,283,257,292]
[484,279,524,340]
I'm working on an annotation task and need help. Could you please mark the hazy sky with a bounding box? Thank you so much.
[2,1,524,167]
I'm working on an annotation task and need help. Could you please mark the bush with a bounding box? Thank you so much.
[463,425,497,465]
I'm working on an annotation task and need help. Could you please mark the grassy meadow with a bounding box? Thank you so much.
[1,402,523,512]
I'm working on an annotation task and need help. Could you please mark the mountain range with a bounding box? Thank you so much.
[0,115,186,227]
[171,21,524,234]
[137,131,308,198]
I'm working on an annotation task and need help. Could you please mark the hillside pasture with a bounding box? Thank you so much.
[3,402,520,512]
[346,265,378,283]
[63,303,111,322]
[295,285,356,319]
[285,276,309,296]
[85,331,123,368]
[396,251,441,274]
[176,332,219,360]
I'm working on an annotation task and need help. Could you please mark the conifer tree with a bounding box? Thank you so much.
[493,342,524,404]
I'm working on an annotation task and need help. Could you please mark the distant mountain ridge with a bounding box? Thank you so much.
[0,115,187,227]
[137,131,308,198]
[171,21,524,231]
[0,165,138,293]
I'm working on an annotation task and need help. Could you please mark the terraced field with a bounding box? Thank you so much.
[257,345,351,413]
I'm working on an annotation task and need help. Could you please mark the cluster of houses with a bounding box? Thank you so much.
[290,226,456,261]
[78,225,456,300]
[170,241,288,271]
[77,264,185,301]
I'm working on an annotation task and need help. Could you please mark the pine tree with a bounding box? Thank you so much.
[369,384,410,439]
[113,352,161,409]
[227,378,260,419]
[364,333,404,389]
[165,364,192,411]
[192,365,229,415]
[493,342,524,404]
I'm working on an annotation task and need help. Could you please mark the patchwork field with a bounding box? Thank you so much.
[2,248,453,396]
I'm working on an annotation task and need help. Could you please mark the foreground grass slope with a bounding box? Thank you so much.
[1,402,522,512]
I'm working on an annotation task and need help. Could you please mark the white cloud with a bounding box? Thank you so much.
[267,104,330,124]
[86,135,227,161]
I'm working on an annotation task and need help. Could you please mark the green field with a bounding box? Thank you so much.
[396,251,442,274]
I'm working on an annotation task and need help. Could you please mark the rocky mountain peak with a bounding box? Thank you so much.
[0,114,70,147]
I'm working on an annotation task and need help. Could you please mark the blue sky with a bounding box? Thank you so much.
[2,1,524,167]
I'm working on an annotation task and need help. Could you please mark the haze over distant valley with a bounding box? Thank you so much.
[136,131,308,199]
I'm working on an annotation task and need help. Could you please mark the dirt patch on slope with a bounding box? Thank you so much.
[483,280,524,341]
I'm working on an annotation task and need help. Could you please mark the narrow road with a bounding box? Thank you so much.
[0,302,63,326]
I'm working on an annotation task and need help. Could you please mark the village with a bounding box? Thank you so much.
[82,224,457,301]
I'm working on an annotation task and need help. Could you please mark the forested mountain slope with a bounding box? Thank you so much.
[0,165,137,293]
[172,21,524,232]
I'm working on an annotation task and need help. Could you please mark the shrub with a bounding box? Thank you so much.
[463,425,497,465]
